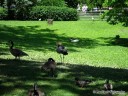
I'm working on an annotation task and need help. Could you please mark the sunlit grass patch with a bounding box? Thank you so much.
[0,21,128,96]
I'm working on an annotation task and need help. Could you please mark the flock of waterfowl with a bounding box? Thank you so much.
[7,40,114,96]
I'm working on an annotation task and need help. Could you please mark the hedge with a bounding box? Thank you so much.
[30,6,78,21]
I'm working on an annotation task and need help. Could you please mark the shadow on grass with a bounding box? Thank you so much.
[0,47,9,55]
[0,24,99,53]
[98,37,128,47]
[0,58,127,96]
[0,24,128,55]
[111,38,128,47]
[56,64,128,95]
[0,59,42,80]
[0,24,127,95]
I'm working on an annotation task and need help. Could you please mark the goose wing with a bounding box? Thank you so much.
[10,48,28,57]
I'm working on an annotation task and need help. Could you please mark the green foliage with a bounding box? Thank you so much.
[0,21,128,96]
[87,0,128,26]
[75,0,105,9]
[103,0,128,26]
[15,0,33,20]
[30,6,78,21]
[37,0,66,7]
[0,7,7,19]
[65,0,79,8]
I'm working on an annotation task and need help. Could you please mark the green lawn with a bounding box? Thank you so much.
[0,21,128,96]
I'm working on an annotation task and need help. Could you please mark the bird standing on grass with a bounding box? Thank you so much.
[56,42,68,64]
[104,80,113,96]
[41,58,56,77]
[92,16,94,21]
[8,40,28,59]
[47,19,53,25]
[28,83,45,96]
[75,77,92,88]
[104,79,113,91]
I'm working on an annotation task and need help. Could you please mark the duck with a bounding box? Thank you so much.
[8,40,28,59]
[75,77,92,88]
[28,83,45,96]
[104,79,113,90]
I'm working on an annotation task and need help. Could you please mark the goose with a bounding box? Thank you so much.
[75,77,92,88]
[28,83,45,96]
[8,40,28,59]
[104,79,113,90]
[41,58,56,77]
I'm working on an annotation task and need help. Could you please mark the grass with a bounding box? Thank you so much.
[0,20,128,96]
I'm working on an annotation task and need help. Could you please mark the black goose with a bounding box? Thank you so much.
[75,77,92,88]
[56,42,68,64]
[28,83,45,96]
[41,58,56,77]
[9,40,28,59]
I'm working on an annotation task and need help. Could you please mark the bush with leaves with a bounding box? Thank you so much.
[37,0,66,7]
[30,6,78,21]
[0,7,7,19]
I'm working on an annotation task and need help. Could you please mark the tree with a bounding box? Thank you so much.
[104,0,128,26]
[15,0,33,20]
[64,0,80,8]
[82,0,128,26]
[0,0,5,6]
[37,0,66,7]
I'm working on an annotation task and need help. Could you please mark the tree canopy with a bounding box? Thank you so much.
[0,0,128,26]
[105,0,128,26]
[80,0,128,26]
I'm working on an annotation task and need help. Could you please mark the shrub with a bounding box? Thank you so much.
[30,6,78,21]
[0,7,7,19]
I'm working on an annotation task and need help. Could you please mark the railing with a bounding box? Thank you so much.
[78,9,108,21]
